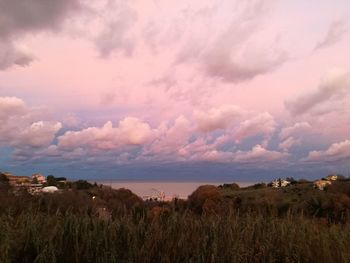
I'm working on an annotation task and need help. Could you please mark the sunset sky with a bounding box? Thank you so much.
[1,0,350,181]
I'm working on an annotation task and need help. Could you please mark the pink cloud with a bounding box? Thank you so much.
[285,69,350,116]
[305,140,350,163]
[314,19,347,50]
[233,145,288,164]
[194,105,243,132]
[234,112,276,144]
[278,137,300,152]
[58,117,157,151]
[145,115,192,158]
[0,96,61,148]
[278,122,312,151]
[279,122,311,141]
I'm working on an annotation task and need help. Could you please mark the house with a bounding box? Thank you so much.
[314,174,338,190]
[326,174,337,181]
[32,173,46,184]
[314,179,332,190]
[271,179,290,188]
[6,175,31,186]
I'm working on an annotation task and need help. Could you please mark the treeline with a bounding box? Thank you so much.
[1,180,350,262]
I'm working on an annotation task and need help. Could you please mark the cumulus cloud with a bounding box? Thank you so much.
[278,122,311,151]
[0,0,81,69]
[285,69,350,116]
[233,144,288,163]
[14,121,62,148]
[278,137,299,152]
[145,115,192,158]
[0,97,62,149]
[314,19,347,51]
[194,105,243,132]
[234,112,276,143]
[305,140,350,163]
[279,122,311,141]
[192,150,233,163]
[58,117,157,151]
[0,96,27,119]
[178,143,288,165]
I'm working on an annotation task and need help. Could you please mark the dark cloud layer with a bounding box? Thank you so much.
[0,0,81,69]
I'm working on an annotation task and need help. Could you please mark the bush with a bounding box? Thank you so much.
[73,180,93,190]
[298,178,311,184]
[46,175,57,186]
[253,182,267,189]
[188,185,221,213]
[0,173,10,189]
[219,183,240,190]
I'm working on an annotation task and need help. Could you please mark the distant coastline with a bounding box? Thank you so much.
[95,180,256,199]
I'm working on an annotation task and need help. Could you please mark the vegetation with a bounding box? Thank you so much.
[1,178,350,262]
[0,172,9,188]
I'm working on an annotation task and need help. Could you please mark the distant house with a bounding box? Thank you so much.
[314,179,332,190]
[326,174,338,181]
[313,174,338,190]
[6,175,31,186]
[32,173,46,184]
[271,179,290,188]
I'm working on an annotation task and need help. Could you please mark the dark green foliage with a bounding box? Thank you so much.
[218,183,240,190]
[46,175,57,186]
[72,180,93,190]
[253,182,267,189]
[0,172,9,189]
[55,177,67,181]
[0,172,9,183]
[298,178,311,184]
[286,177,297,184]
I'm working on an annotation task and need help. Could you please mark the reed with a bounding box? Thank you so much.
[1,209,350,263]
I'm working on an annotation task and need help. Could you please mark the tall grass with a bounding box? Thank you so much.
[1,209,350,263]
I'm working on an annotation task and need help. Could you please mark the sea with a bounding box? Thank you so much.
[96,181,255,199]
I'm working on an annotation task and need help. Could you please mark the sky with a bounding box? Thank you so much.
[0,0,350,181]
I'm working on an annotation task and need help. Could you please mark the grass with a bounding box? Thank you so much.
[1,209,350,263]
[1,181,350,262]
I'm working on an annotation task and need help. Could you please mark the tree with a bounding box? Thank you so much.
[188,185,222,213]
[0,173,10,189]
[47,175,57,186]
[73,180,93,190]
[286,177,297,185]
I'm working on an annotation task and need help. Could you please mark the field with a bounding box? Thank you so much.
[1,180,350,262]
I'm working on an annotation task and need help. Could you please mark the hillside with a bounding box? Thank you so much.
[1,175,350,262]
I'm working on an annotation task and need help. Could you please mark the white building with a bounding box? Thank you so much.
[32,173,46,184]
[326,174,337,181]
[271,179,290,188]
[42,186,58,193]
[314,180,332,190]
